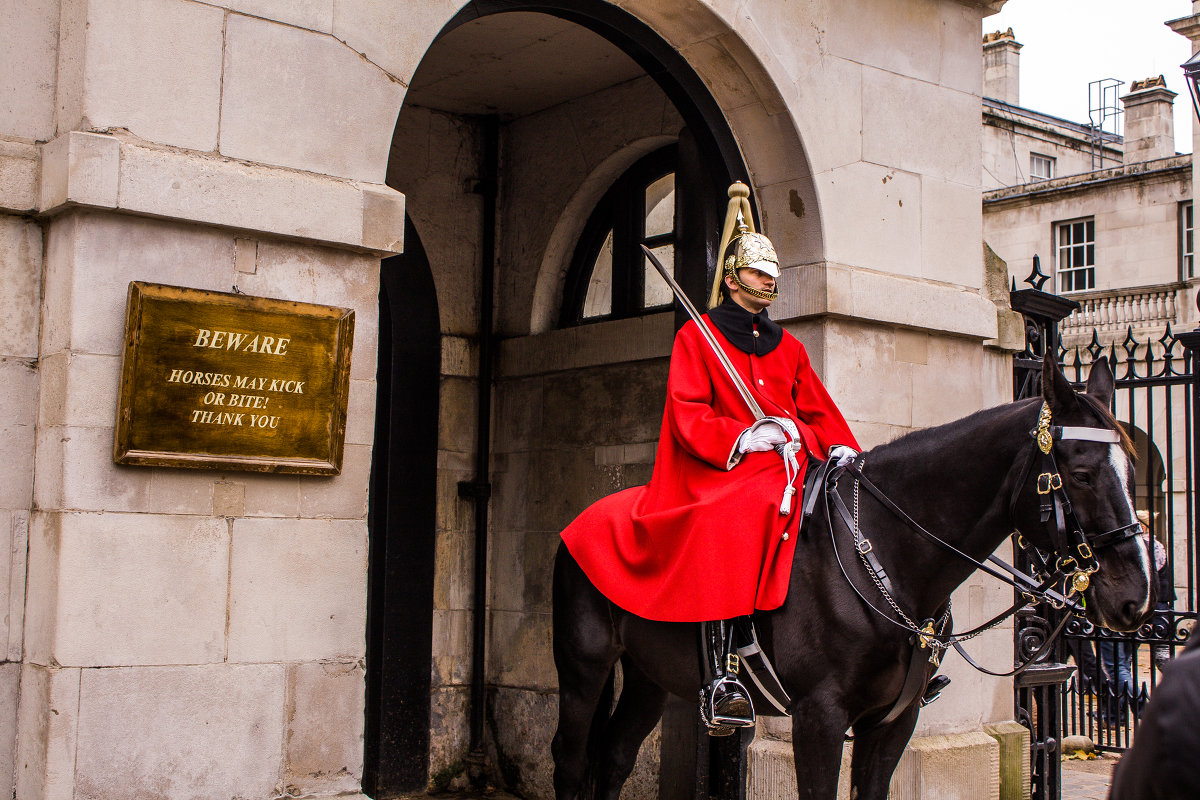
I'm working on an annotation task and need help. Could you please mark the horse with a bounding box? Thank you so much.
[551,353,1155,800]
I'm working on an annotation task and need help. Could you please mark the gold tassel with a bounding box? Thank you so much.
[708,182,757,309]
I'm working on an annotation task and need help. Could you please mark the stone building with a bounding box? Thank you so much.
[982,7,1200,620]
[2,1,1027,799]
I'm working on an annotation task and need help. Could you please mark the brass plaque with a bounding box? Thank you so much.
[114,282,354,475]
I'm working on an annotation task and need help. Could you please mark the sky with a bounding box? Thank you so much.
[988,0,1195,154]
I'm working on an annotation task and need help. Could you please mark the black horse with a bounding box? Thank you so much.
[552,354,1154,800]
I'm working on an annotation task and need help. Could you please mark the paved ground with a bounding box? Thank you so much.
[1062,753,1119,800]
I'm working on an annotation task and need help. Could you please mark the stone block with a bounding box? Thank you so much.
[241,471,301,517]
[346,380,377,447]
[984,721,1031,800]
[115,142,379,252]
[726,102,813,189]
[82,0,224,151]
[889,731,999,800]
[221,14,405,184]
[824,322,912,428]
[40,132,120,213]
[147,469,217,516]
[5,511,29,660]
[431,608,471,688]
[922,178,984,289]
[746,735,852,800]
[332,0,460,86]
[298,443,371,520]
[911,336,985,429]
[0,661,17,797]
[862,67,980,188]
[439,376,479,454]
[486,609,553,691]
[223,0,332,32]
[362,183,405,253]
[284,660,364,796]
[0,0,59,141]
[35,352,119,428]
[428,686,469,790]
[757,179,824,274]
[819,162,922,277]
[0,216,43,358]
[14,663,81,800]
[41,212,234,357]
[493,376,543,454]
[824,0,943,85]
[212,481,246,518]
[32,511,228,666]
[34,426,153,513]
[229,517,367,662]
[73,664,285,800]
[0,141,41,211]
[0,359,37,509]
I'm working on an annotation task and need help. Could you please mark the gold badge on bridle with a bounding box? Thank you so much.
[1037,403,1053,454]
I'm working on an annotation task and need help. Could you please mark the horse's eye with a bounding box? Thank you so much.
[1072,471,1091,485]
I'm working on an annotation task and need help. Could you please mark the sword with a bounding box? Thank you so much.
[641,244,764,421]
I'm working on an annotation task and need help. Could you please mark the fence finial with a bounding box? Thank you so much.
[1025,255,1050,292]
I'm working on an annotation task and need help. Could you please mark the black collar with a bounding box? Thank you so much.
[707,299,783,356]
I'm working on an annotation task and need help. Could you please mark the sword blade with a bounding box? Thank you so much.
[641,244,765,421]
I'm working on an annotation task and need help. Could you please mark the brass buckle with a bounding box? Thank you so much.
[1037,472,1062,495]
[1077,542,1094,561]
[725,653,740,675]
[857,538,873,555]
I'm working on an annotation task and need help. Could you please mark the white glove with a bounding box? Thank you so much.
[738,420,789,454]
[829,445,857,467]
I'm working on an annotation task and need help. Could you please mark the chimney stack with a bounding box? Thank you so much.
[982,28,1021,106]
[1121,76,1177,162]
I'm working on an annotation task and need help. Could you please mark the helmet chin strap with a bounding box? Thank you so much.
[726,259,778,302]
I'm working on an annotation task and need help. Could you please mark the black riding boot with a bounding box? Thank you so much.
[699,620,755,735]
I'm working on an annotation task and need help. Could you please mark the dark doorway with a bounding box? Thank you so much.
[364,217,440,797]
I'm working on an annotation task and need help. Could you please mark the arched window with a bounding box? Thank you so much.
[560,145,677,326]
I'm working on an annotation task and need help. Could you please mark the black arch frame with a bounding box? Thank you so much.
[560,143,678,327]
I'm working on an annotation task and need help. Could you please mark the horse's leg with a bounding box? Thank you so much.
[594,655,669,800]
[789,695,851,800]
[552,546,622,800]
[847,707,920,800]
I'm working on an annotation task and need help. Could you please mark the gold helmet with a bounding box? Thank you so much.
[707,182,780,309]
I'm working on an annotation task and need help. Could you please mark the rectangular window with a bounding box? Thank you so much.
[1182,201,1194,280]
[1030,153,1055,181]
[1056,218,1095,293]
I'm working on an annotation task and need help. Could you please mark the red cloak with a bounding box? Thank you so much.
[561,315,859,622]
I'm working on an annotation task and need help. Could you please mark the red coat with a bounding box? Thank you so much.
[561,314,859,622]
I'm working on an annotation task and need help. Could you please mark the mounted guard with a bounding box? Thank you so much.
[560,182,860,733]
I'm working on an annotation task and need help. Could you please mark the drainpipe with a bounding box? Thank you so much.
[460,114,499,783]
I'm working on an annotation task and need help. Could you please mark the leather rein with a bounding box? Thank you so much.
[823,401,1140,681]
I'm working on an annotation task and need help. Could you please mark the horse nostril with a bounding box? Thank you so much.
[1122,600,1144,627]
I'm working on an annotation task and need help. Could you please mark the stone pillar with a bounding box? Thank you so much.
[7,2,412,798]
[982,29,1022,105]
[1168,9,1200,327]
[1121,77,1177,163]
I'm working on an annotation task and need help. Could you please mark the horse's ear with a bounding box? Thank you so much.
[1042,349,1079,414]
[1085,356,1115,407]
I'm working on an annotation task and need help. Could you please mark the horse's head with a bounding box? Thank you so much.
[1012,352,1154,632]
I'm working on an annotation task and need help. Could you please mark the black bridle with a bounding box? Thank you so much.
[824,401,1142,679]
[1006,402,1142,597]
